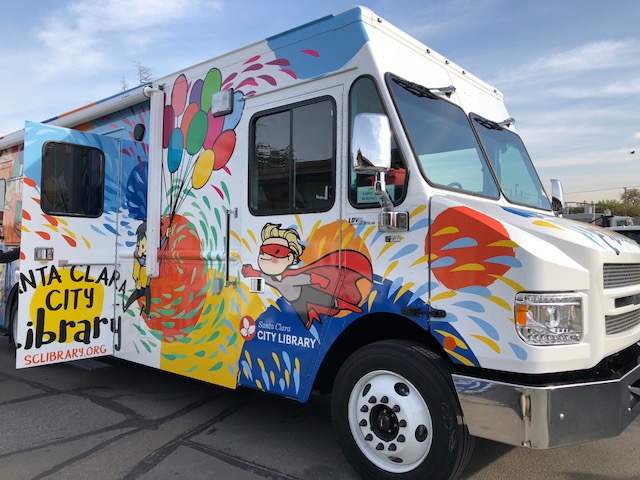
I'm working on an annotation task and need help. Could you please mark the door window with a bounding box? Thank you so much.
[249,98,335,215]
[40,142,105,217]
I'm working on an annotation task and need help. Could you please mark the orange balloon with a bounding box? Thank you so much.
[180,103,200,147]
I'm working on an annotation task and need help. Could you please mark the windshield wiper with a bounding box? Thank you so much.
[394,78,440,100]
[474,115,502,131]
[474,115,515,131]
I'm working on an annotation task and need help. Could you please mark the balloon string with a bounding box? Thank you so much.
[170,150,200,219]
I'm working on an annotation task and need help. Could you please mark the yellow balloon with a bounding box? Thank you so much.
[192,149,215,189]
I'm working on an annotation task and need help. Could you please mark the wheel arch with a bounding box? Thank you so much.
[313,312,445,395]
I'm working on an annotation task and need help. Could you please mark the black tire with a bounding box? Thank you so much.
[331,340,474,480]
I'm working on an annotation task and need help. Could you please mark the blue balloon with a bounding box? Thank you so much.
[222,91,245,132]
[168,129,183,173]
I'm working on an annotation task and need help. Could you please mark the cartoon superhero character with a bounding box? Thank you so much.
[241,223,373,329]
[124,221,151,315]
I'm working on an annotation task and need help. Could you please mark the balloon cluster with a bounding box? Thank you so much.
[163,68,244,190]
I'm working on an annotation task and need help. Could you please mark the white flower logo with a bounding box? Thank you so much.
[240,316,256,340]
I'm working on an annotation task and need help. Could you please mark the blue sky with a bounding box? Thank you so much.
[1,0,639,204]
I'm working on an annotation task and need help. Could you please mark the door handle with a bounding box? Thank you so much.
[225,207,238,287]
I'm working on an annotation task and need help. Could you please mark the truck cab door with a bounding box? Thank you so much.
[16,122,121,367]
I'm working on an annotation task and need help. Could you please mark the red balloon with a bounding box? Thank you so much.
[171,74,189,116]
[203,110,224,150]
[213,130,236,170]
[162,105,175,148]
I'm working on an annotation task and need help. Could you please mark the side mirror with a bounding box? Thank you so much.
[550,179,564,216]
[351,113,391,173]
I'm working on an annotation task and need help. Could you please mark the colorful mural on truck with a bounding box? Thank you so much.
[109,13,376,393]
[122,22,368,390]
[15,7,638,404]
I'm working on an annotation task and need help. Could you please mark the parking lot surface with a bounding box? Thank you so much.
[0,338,639,479]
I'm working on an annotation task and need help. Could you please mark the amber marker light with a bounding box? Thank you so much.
[515,304,529,327]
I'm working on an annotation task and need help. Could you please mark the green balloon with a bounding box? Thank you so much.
[200,68,222,113]
[186,110,208,155]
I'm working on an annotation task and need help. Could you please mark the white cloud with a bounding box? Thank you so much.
[548,79,640,99]
[531,40,638,72]
[35,0,223,77]
[0,0,225,134]
[495,39,640,88]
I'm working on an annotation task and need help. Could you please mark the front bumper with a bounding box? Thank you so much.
[453,353,640,448]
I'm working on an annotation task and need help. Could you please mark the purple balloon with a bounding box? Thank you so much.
[189,79,204,109]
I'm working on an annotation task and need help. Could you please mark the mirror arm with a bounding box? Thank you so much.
[374,172,394,212]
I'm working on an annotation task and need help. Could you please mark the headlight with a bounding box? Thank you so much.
[515,293,583,345]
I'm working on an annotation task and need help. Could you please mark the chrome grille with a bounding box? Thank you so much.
[603,264,640,289]
[606,309,640,335]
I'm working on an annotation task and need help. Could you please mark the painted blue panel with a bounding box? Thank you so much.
[266,7,369,79]
[238,272,432,402]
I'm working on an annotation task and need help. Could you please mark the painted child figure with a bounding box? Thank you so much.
[124,220,174,316]
[124,221,151,315]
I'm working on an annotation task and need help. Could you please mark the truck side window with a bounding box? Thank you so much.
[349,76,407,208]
[249,97,335,215]
[40,142,104,217]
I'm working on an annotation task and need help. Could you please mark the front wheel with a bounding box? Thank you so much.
[331,340,473,480]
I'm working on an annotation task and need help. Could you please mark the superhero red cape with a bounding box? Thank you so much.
[282,249,373,318]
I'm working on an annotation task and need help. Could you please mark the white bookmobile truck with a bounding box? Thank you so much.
[1,6,639,480]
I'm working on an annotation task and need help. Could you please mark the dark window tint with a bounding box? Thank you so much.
[41,142,104,217]
[250,99,335,215]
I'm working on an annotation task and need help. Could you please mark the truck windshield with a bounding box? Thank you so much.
[388,75,499,199]
[471,114,551,210]
[387,74,551,210]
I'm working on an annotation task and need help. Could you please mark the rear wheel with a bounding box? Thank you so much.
[332,340,473,480]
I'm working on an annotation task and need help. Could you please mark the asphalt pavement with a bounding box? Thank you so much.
[0,336,639,479]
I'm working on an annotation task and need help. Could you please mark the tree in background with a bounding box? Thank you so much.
[120,61,152,91]
[594,188,640,217]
